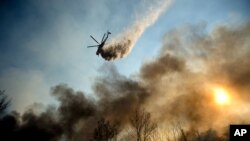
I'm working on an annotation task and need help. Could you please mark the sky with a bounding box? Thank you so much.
[0,0,250,113]
[1,1,250,141]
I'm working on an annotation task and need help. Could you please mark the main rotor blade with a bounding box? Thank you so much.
[101,33,106,42]
[87,45,99,48]
[90,35,100,44]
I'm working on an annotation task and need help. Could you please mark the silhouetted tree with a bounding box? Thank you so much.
[168,123,228,141]
[130,108,157,141]
[92,118,120,141]
[0,90,10,115]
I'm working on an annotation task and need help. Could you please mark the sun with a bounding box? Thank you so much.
[213,87,230,105]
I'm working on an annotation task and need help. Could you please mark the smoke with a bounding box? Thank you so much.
[1,22,250,141]
[156,22,250,131]
[0,66,151,141]
[100,0,172,60]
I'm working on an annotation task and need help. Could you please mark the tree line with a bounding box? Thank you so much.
[0,90,227,141]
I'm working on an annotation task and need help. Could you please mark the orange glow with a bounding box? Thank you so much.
[213,87,231,105]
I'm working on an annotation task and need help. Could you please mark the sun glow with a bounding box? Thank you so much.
[213,87,230,105]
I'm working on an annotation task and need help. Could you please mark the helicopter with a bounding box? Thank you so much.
[87,31,111,56]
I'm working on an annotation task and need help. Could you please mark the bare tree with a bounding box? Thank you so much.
[130,108,157,141]
[149,127,171,141]
[0,90,10,114]
[92,118,120,141]
[163,121,188,141]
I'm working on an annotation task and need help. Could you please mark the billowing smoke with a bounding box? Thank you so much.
[1,22,250,141]
[0,66,151,141]
[100,0,172,60]
[154,22,250,132]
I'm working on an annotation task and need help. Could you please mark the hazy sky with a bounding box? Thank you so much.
[0,0,249,112]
